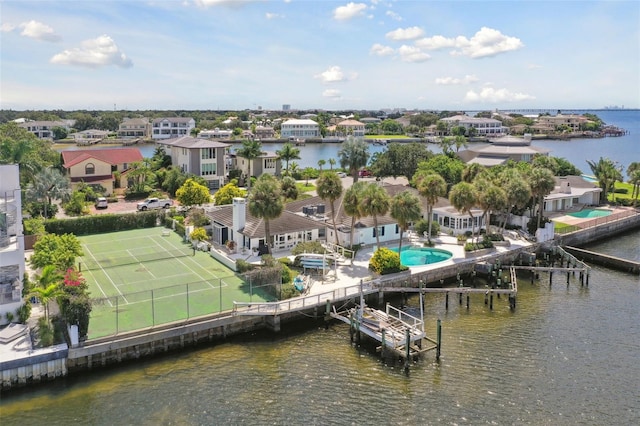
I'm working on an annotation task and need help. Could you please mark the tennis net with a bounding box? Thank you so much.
[80,247,194,271]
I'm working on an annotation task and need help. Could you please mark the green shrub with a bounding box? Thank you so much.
[281,264,293,284]
[280,283,298,299]
[291,241,324,256]
[369,247,407,275]
[44,211,163,235]
[37,317,54,347]
[236,259,255,273]
[190,227,208,241]
[23,217,46,236]
[17,302,31,323]
[278,257,292,267]
[414,219,440,237]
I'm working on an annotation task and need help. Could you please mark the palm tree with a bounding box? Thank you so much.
[360,183,390,250]
[27,167,72,218]
[338,136,369,183]
[390,190,422,254]
[275,142,300,175]
[31,265,63,324]
[461,163,485,183]
[316,171,343,245]
[343,181,367,249]
[627,162,640,201]
[280,176,299,200]
[529,167,556,230]
[499,170,531,232]
[587,157,624,203]
[414,171,446,244]
[475,180,507,235]
[317,159,326,171]
[449,182,477,241]
[454,135,468,152]
[248,174,283,255]
[328,158,336,170]
[236,139,263,190]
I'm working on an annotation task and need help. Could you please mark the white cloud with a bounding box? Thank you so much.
[323,89,342,98]
[528,63,543,69]
[265,12,283,20]
[314,66,357,83]
[50,35,133,68]
[415,27,523,58]
[370,43,394,56]
[333,2,368,21]
[398,45,430,63]
[193,0,254,7]
[1,20,61,42]
[386,26,424,41]
[386,11,402,21]
[435,75,479,85]
[464,87,535,103]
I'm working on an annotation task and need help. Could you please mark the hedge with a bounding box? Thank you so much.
[44,211,165,235]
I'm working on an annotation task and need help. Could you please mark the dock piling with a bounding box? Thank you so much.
[436,319,442,362]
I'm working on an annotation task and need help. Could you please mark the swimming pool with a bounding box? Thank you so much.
[568,209,612,218]
[391,246,453,266]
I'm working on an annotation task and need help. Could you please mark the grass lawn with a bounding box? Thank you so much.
[609,181,639,204]
[296,182,316,193]
[365,134,412,139]
[79,228,272,340]
[552,221,579,234]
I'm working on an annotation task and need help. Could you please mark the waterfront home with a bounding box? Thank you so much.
[280,119,320,139]
[206,197,325,253]
[440,115,507,137]
[327,119,366,137]
[117,118,151,139]
[198,128,233,140]
[71,129,110,143]
[543,175,602,212]
[61,148,144,194]
[152,117,196,140]
[229,151,281,180]
[537,114,588,132]
[155,136,229,191]
[254,126,275,139]
[0,165,25,324]
[18,120,72,140]
[457,135,550,166]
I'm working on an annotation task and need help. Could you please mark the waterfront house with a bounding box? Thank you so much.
[328,119,366,137]
[199,128,233,140]
[61,148,144,194]
[155,136,230,191]
[118,118,151,139]
[254,126,276,140]
[537,114,588,132]
[0,165,25,324]
[543,176,602,212]
[206,198,325,253]
[440,115,507,137]
[72,129,110,143]
[18,120,72,140]
[152,117,196,140]
[280,119,320,139]
[457,135,550,166]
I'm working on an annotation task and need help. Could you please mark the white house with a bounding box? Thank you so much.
[543,176,602,212]
[230,151,281,180]
[0,165,24,324]
[18,120,71,140]
[152,117,196,140]
[199,128,233,140]
[280,119,320,139]
[118,118,151,139]
[155,136,230,191]
[440,115,507,137]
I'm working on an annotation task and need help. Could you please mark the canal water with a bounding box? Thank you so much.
[1,230,638,424]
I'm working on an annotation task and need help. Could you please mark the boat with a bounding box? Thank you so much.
[293,275,307,292]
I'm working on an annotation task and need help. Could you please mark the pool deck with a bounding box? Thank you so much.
[550,205,627,226]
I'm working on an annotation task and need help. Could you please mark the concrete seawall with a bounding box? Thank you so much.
[556,211,640,247]
[1,344,68,390]
[563,246,640,274]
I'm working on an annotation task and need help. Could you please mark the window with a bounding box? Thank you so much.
[201,148,216,159]
[85,163,95,175]
[201,163,217,176]
[264,158,276,169]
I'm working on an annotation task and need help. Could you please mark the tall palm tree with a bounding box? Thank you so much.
[275,142,300,175]
[587,157,623,203]
[27,167,72,218]
[328,158,336,170]
[414,171,446,244]
[236,139,263,190]
[338,136,369,183]
[343,181,367,249]
[627,162,640,201]
[449,182,477,241]
[499,170,531,232]
[360,183,390,250]
[475,180,507,235]
[529,167,556,230]
[31,265,64,324]
[317,159,326,171]
[461,163,485,183]
[316,171,343,245]
[248,174,283,255]
[454,135,468,152]
[390,190,422,254]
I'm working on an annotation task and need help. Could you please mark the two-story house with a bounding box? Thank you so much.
[61,148,144,194]
[280,119,320,139]
[329,119,366,137]
[536,114,588,132]
[18,120,72,140]
[152,117,196,140]
[457,134,550,166]
[155,136,230,191]
[440,115,507,137]
[230,150,281,181]
[199,128,233,140]
[254,126,276,139]
[0,165,24,324]
[118,118,151,139]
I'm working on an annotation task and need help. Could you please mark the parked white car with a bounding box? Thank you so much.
[337,172,347,178]
[95,197,108,209]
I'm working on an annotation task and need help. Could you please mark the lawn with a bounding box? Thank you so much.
[78,228,271,340]
[365,134,413,139]
[609,181,639,204]
[552,221,580,234]
[296,182,316,193]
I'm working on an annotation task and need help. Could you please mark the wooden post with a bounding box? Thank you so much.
[445,292,449,310]
[404,328,411,373]
[466,294,470,310]
[324,300,331,329]
[489,293,493,310]
[549,271,553,288]
[436,319,442,361]
[381,329,386,359]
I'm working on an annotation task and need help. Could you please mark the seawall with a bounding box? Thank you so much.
[555,210,640,247]
[563,246,639,274]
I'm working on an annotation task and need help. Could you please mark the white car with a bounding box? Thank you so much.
[337,172,347,178]
[95,197,108,209]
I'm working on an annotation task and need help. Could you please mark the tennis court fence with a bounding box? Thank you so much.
[80,247,195,271]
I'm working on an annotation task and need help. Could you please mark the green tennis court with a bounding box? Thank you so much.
[78,228,271,340]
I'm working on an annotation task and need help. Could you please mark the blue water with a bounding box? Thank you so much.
[568,208,612,218]
[391,246,453,266]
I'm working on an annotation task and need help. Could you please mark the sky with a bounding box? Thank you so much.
[1,0,638,111]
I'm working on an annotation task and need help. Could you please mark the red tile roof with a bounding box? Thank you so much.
[62,148,143,168]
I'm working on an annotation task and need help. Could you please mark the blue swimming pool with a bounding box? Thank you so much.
[568,208,612,219]
[391,246,453,266]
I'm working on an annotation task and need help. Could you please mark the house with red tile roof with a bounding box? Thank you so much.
[61,148,144,195]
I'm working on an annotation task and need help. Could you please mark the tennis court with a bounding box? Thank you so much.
[78,228,271,339]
